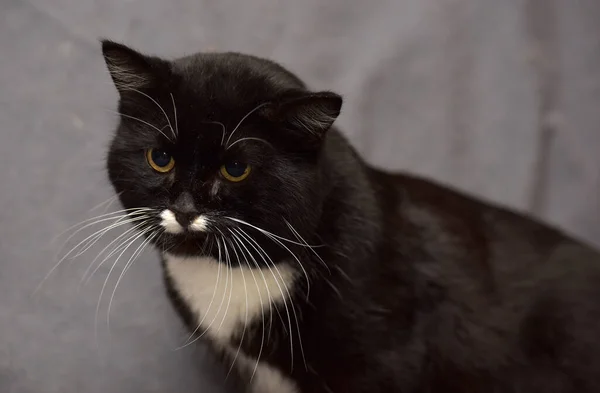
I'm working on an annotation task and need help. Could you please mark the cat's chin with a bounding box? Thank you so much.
[163,245,245,267]
[158,235,252,268]
[155,233,213,257]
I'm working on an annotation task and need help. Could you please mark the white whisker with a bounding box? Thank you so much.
[70,214,149,260]
[123,88,176,140]
[202,121,227,146]
[80,219,151,286]
[231,229,279,335]
[284,222,343,299]
[34,213,149,296]
[169,93,179,136]
[215,233,235,335]
[285,220,330,274]
[176,236,223,350]
[226,137,274,150]
[225,103,269,147]
[179,237,231,348]
[223,234,249,379]
[88,193,122,214]
[107,227,160,328]
[94,224,154,345]
[262,230,311,298]
[53,207,151,244]
[55,214,134,266]
[234,227,303,371]
[225,217,322,248]
[230,231,269,380]
[334,265,353,285]
[107,110,174,142]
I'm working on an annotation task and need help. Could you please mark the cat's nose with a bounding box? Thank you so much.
[172,211,197,228]
[170,192,198,228]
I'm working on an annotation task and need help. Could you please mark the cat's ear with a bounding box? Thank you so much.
[101,40,169,94]
[264,91,343,140]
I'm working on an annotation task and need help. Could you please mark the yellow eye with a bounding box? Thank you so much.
[220,162,251,182]
[146,148,175,173]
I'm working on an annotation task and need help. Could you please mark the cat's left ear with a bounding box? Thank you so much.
[264,91,343,141]
[101,40,170,94]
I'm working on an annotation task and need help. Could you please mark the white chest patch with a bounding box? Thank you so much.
[165,253,299,393]
[164,253,297,343]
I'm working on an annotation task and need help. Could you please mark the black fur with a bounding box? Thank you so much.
[102,40,600,393]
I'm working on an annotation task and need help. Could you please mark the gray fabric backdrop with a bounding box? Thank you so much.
[1,0,599,392]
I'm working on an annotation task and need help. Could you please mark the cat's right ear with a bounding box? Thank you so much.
[101,40,169,94]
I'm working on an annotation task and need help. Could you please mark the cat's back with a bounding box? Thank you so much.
[373,169,596,265]
[374,169,600,298]
[368,169,600,392]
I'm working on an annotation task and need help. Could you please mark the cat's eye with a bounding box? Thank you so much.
[220,162,251,182]
[146,148,175,173]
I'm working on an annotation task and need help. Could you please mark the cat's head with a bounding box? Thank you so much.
[102,40,342,265]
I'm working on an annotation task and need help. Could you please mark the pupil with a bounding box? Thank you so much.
[226,162,246,177]
[152,149,171,167]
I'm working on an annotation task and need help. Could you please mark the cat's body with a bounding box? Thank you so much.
[102,41,600,393]
[165,132,600,393]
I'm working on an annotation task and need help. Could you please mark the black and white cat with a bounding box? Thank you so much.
[102,40,600,393]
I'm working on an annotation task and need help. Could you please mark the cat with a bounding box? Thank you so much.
[101,39,600,393]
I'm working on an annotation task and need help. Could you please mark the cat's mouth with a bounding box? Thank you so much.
[154,208,218,256]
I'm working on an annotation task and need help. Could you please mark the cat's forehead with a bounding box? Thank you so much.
[147,52,304,141]
[171,52,304,103]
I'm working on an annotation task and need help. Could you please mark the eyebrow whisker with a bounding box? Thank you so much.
[106,109,174,142]
[169,93,179,137]
[202,121,227,146]
[225,102,269,148]
[226,137,274,150]
[122,88,177,140]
